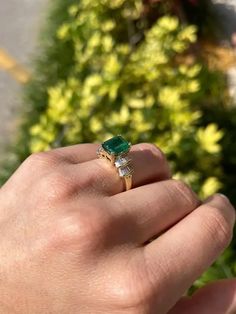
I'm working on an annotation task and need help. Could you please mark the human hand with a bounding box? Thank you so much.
[0,143,235,314]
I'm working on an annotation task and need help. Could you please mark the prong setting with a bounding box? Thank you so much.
[97,135,133,190]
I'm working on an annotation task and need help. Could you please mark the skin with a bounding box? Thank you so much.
[0,142,235,314]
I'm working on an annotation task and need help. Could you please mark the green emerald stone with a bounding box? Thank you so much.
[102,135,131,156]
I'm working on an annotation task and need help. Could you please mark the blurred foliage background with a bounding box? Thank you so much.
[1,0,236,292]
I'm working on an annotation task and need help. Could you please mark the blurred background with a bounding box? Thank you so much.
[0,0,236,292]
[0,0,47,160]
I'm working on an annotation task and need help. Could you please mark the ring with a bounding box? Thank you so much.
[97,135,133,191]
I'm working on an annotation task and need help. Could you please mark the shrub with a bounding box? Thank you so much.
[28,1,223,199]
[1,0,234,288]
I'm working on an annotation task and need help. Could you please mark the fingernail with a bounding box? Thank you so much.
[215,193,231,202]
[204,193,235,214]
[203,193,236,226]
[203,193,230,204]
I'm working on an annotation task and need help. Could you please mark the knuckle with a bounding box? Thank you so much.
[58,205,112,248]
[77,169,98,190]
[139,143,166,161]
[58,216,89,246]
[203,205,233,249]
[45,220,83,253]
[78,160,112,191]
[25,151,59,169]
[40,172,76,203]
[112,264,155,310]
[138,143,171,178]
[171,179,199,208]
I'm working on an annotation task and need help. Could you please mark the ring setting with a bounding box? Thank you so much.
[97,135,133,191]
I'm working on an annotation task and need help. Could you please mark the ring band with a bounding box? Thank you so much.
[97,135,133,191]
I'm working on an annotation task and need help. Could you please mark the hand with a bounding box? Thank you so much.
[0,143,235,314]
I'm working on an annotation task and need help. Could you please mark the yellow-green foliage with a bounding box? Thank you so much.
[29,0,223,198]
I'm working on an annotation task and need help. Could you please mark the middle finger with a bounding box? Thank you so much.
[111,179,201,243]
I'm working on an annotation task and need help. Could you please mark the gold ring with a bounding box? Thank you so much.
[97,135,133,191]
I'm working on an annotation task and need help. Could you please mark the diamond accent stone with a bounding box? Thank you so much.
[118,166,133,177]
[115,156,131,168]
[97,146,104,157]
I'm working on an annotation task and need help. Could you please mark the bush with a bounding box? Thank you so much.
[1,0,234,289]
[29,2,223,198]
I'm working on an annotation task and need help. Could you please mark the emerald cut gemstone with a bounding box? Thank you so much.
[102,135,131,156]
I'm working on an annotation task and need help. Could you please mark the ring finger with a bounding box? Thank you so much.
[73,143,171,196]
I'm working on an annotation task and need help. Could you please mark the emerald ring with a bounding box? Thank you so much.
[97,135,133,191]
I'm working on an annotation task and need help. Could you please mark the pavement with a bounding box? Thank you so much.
[211,0,236,41]
[211,0,236,102]
[0,0,48,158]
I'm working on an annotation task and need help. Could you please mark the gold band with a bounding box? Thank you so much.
[124,175,132,191]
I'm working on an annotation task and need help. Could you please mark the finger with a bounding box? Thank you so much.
[143,194,235,313]
[169,279,236,314]
[50,143,100,163]
[130,143,171,184]
[76,143,171,196]
[54,143,171,184]
[111,179,201,243]
[7,144,100,185]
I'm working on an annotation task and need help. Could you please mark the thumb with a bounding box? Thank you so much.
[169,279,236,314]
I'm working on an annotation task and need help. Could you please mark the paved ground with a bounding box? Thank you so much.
[0,0,48,157]
[211,0,236,102]
[211,0,236,40]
